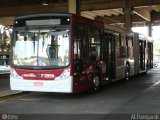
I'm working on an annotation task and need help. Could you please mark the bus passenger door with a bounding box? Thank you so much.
[106,33,116,80]
[148,42,153,68]
[139,41,145,70]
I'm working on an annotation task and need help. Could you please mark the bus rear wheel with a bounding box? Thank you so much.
[93,74,100,92]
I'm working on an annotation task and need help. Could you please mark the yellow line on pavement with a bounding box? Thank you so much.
[0,92,28,101]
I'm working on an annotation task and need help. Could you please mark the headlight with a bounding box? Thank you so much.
[10,68,23,79]
[56,69,70,80]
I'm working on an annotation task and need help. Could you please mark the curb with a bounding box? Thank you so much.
[0,92,28,101]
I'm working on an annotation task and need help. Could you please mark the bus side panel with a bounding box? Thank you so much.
[71,14,105,93]
[72,74,92,93]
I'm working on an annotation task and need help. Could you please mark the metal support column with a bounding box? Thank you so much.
[124,7,132,33]
[148,21,153,37]
[68,0,81,15]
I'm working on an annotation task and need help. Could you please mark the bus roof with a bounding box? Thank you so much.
[15,13,72,20]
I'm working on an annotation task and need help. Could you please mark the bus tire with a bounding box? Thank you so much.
[125,64,130,81]
[92,73,100,92]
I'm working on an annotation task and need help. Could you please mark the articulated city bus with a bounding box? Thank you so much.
[10,13,153,93]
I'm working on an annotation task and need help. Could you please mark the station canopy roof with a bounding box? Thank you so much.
[0,0,160,28]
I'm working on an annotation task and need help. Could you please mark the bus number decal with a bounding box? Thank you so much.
[41,74,55,79]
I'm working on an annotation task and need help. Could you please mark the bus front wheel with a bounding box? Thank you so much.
[92,74,100,92]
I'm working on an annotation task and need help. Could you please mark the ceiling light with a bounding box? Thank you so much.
[42,0,48,6]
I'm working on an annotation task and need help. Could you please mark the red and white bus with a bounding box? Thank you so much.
[10,13,153,93]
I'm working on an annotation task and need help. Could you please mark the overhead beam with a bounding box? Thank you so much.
[133,8,151,21]
[0,4,68,17]
[81,0,160,11]
[95,16,122,24]
[153,21,160,26]
[95,14,145,24]
[132,22,149,27]
[81,0,126,11]
[0,0,160,17]
[151,11,160,21]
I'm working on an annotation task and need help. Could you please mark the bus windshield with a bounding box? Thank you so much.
[12,27,70,68]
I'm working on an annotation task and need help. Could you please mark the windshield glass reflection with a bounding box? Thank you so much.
[12,27,70,68]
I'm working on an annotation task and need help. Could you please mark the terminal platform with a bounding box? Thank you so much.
[0,73,21,100]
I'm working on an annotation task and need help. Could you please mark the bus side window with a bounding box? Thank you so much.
[90,47,97,60]
[73,37,80,59]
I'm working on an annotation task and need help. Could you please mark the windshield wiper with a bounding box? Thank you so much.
[48,26,57,34]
